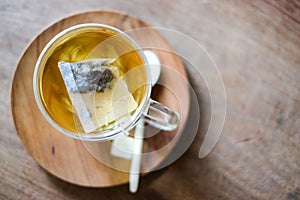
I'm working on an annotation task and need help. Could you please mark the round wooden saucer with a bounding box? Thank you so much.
[10,10,189,187]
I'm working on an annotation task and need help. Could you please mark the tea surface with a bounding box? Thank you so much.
[38,29,146,133]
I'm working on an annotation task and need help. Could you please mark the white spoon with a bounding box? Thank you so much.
[145,50,161,86]
[129,50,161,193]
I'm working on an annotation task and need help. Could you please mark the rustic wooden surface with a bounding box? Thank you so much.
[1,0,300,199]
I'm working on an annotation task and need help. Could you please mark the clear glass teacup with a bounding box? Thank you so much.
[33,23,179,141]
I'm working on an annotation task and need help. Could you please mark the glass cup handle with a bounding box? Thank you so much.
[143,99,180,131]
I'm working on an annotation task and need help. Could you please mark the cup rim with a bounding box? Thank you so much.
[33,23,151,141]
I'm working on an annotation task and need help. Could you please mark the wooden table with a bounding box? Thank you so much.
[1,0,299,199]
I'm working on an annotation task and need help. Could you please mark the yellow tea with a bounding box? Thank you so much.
[36,27,147,133]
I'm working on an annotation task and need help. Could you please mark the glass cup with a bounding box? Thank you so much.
[33,23,179,141]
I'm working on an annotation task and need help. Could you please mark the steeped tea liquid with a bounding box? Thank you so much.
[36,27,147,134]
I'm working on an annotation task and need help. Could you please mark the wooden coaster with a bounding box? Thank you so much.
[10,10,189,187]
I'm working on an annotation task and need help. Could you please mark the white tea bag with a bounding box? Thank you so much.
[58,59,137,133]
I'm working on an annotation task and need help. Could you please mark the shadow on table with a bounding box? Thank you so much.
[44,165,169,199]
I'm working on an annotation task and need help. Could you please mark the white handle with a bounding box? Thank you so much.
[129,120,144,193]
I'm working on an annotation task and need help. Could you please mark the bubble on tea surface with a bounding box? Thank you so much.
[58,59,138,134]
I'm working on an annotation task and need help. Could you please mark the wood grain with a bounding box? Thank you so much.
[1,0,300,199]
[10,11,189,187]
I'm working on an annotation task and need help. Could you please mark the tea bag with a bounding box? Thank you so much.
[58,59,138,133]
